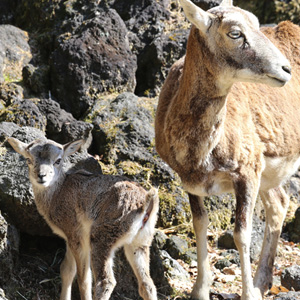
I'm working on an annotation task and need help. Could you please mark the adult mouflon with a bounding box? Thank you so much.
[8,137,158,300]
[155,0,300,299]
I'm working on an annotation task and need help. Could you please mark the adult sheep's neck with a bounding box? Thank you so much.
[172,27,230,169]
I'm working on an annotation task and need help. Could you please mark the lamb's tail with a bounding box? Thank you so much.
[142,188,159,228]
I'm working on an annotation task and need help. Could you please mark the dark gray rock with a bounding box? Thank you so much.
[0,212,19,287]
[36,98,74,135]
[0,0,18,24]
[150,231,173,296]
[0,25,31,83]
[152,230,168,250]
[99,0,177,95]
[214,258,232,270]
[37,98,93,150]
[250,216,265,261]
[285,206,300,243]
[274,291,300,300]
[217,216,265,262]
[103,0,169,48]
[286,176,300,202]
[1,98,46,131]
[0,82,23,105]
[159,250,191,283]
[165,235,196,263]
[218,230,236,250]
[86,92,191,227]
[281,265,300,291]
[135,30,188,96]
[51,8,137,118]
[88,92,161,173]
[22,64,50,95]
[193,0,222,10]
[0,122,19,142]
[215,249,240,269]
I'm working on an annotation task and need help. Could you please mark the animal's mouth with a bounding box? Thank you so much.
[267,75,288,86]
[37,179,48,186]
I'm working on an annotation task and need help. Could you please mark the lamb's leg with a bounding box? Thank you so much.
[71,243,92,300]
[233,177,261,300]
[188,194,212,300]
[91,244,116,300]
[124,243,157,300]
[254,187,289,294]
[60,244,76,300]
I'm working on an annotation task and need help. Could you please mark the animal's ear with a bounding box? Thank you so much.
[220,0,233,6]
[180,0,214,33]
[7,137,29,158]
[63,140,84,157]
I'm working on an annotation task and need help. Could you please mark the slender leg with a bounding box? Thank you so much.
[70,240,92,300]
[188,194,212,300]
[254,186,289,294]
[60,244,77,300]
[233,177,262,300]
[124,243,157,300]
[90,231,117,300]
[92,248,116,300]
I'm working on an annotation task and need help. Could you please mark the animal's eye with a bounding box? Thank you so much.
[55,158,62,165]
[26,158,32,165]
[228,30,242,39]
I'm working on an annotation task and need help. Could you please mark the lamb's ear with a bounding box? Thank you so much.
[7,137,29,158]
[220,0,233,6]
[63,140,84,157]
[180,0,214,34]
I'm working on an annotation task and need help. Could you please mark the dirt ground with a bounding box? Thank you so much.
[10,229,300,300]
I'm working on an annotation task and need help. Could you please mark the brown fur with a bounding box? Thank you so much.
[157,21,300,184]
[155,0,299,298]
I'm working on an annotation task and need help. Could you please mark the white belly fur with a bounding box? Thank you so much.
[261,156,300,191]
[183,155,300,197]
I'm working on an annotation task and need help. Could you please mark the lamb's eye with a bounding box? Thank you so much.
[228,30,242,39]
[55,158,62,165]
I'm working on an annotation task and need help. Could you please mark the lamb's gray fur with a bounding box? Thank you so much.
[8,137,158,300]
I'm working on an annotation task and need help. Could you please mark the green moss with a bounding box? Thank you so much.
[118,161,143,176]
[158,184,191,230]
[208,207,233,230]
[0,147,7,158]
[3,74,14,83]
[98,161,118,175]
[275,0,300,24]
[204,194,234,230]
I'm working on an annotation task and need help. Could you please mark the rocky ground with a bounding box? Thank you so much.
[0,0,300,299]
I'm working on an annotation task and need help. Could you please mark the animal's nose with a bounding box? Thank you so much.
[38,173,46,180]
[282,65,292,75]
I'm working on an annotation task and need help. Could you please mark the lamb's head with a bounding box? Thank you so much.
[8,138,83,188]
